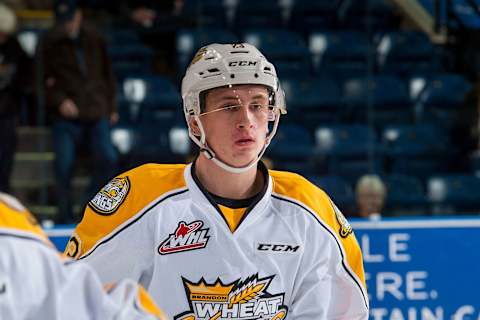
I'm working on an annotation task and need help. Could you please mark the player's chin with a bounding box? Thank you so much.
[230,151,259,167]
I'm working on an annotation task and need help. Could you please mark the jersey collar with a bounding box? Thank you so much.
[184,161,272,233]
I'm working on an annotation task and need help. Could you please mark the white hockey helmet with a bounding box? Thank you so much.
[181,43,287,173]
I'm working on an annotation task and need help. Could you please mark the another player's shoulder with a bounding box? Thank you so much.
[0,193,49,242]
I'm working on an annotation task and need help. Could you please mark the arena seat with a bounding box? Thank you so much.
[341,75,412,124]
[309,31,371,80]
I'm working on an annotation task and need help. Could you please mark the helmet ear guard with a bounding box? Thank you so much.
[181,43,287,174]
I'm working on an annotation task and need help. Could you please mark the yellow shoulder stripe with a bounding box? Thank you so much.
[270,170,366,289]
[70,164,187,258]
[0,197,49,243]
[137,285,169,319]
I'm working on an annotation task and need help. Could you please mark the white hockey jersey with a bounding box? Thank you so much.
[0,193,167,320]
[67,163,369,320]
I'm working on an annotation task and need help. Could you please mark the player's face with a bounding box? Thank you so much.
[198,84,272,168]
[357,189,385,217]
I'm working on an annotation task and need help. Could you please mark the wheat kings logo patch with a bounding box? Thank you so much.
[175,274,288,320]
[333,203,353,238]
[88,177,130,215]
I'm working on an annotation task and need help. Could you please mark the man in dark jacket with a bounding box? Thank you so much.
[0,4,31,193]
[43,0,118,223]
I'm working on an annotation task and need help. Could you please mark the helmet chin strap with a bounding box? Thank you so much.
[189,115,281,174]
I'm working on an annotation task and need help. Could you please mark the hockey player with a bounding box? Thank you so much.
[0,192,168,320]
[66,43,369,319]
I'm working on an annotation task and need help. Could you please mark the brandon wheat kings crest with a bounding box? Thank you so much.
[88,177,130,215]
[175,274,288,320]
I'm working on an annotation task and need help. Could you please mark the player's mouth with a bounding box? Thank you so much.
[234,137,256,146]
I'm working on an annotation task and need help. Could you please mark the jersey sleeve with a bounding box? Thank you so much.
[0,231,167,319]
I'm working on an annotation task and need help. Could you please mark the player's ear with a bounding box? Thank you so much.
[189,118,201,136]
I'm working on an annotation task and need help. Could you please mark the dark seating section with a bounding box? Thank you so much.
[24,0,480,216]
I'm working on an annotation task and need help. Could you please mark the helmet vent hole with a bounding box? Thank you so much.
[254,73,259,78]
[231,50,249,54]
[264,67,271,71]
[230,74,235,79]
[208,68,219,73]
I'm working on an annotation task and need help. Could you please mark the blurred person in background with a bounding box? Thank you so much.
[42,0,118,223]
[119,0,184,75]
[0,3,31,193]
[355,174,386,219]
[0,192,168,319]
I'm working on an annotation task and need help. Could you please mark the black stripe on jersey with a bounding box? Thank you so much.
[79,188,189,260]
[271,194,369,310]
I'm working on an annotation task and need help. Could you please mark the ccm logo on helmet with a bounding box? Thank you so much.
[228,60,258,67]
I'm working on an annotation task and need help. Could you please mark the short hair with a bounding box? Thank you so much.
[355,174,386,196]
[0,4,17,35]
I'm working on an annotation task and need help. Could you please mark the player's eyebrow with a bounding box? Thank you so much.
[213,93,269,103]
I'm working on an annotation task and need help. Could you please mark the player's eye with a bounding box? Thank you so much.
[250,104,265,112]
[221,105,240,112]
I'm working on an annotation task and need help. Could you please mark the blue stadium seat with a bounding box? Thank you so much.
[112,61,151,80]
[417,73,472,127]
[307,174,355,212]
[382,124,448,156]
[233,0,284,29]
[339,0,400,30]
[268,124,314,159]
[108,44,154,80]
[243,29,309,61]
[382,124,449,178]
[315,125,383,181]
[119,75,182,125]
[281,76,342,126]
[243,29,311,76]
[427,174,480,213]
[105,29,142,45]
[182,0,229,27]
[17,28,42,57]
[108,44,154,62]
[176,28,239,74]
[309,31,371,80]
[452,0,480,29]
[290,0,341,33]
[341,75,412,124]
[316,124,377,157]
[383,174,427,215]
[111,125,137,156]
[112,120,190,166]
[376,31,439,76]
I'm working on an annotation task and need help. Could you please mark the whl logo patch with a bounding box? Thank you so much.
[158,220,210,255]
[175,274,288,320]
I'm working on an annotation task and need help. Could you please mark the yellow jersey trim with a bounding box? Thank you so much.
[69,164,187,258]
[218,205,247,232]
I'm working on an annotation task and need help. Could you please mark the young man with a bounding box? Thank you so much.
[67,43,369,319]
[0,192,168,319]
